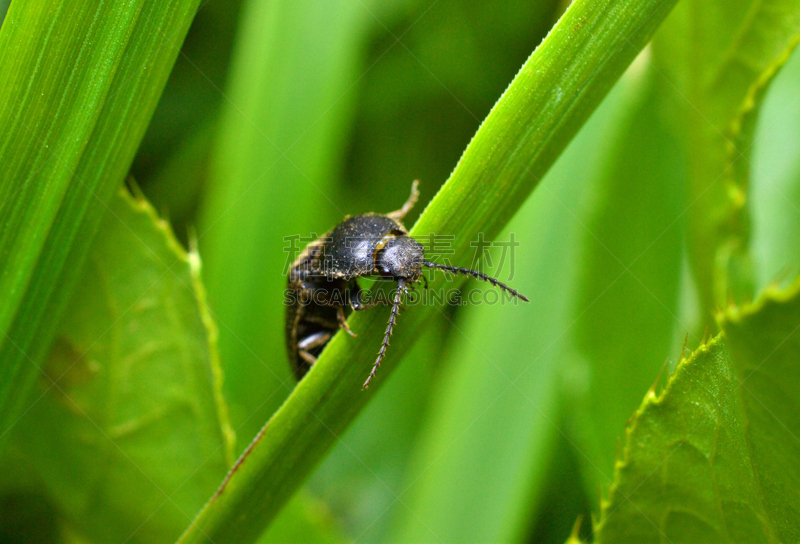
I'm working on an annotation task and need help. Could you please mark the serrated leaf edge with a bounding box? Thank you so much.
[120,186,236,465]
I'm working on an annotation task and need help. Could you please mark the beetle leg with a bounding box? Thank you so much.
[421,274,429,290]
[337,306,357,337]
[299,350,317,367]
[298,331,332,351]
[386,180,419,221]
[298,330,332,368]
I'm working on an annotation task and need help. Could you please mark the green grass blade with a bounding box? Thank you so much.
[5,189,233,543]
[0,0,202,443]
[306,312,448,539]
[654,0,800,319]
[178,0,680,541]
[590,275,800,542]
[386,61,647,544]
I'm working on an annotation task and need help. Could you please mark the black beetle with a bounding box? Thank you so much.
[285,181,529,388]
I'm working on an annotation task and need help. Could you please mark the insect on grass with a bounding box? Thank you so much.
[285,181,529,388]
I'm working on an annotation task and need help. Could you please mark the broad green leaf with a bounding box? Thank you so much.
[654,0,800,318]
[590,276,800,542]
[196,0,375,444]
[723,282,800,540]
[569,63,686,494]
[388,58,647,544]
[6,189,233,544]
[179,0,681,542]
[0,0,203,444]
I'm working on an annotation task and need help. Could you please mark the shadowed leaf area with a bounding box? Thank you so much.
[655,0,800,318]
[2,189,233,544]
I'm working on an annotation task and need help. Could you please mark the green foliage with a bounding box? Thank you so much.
[195,0,373,446]
[0,0,203,445]
[4,189,233,543]
[592,277,800,542]
[2,0,800,542]
[569,65,687,495]
[177,0,680,541]
[655,0,800,318]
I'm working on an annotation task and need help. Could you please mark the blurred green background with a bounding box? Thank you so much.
[2,0,800,542]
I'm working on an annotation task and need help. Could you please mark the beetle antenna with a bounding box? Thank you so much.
[363,278,405,389]
[423,261,529,302]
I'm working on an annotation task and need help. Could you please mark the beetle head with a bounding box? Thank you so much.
[376,236,423,281]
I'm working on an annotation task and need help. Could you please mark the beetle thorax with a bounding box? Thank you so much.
[375,236,424,281]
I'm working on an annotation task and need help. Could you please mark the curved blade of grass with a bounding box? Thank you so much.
[386,60,648,544]
[588,275,800,542]
[178,0,680,542]
[654,0,800,319]
[305,2,561,536]
[0,0,202,444]
[307,311,448,538]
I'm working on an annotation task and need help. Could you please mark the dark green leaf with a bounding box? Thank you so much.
[7,190,233,543]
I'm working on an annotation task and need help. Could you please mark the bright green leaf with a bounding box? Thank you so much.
[722,282,800,541]
[6,189,233,544]
[590,276,800,542]
[178,0,681,541]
